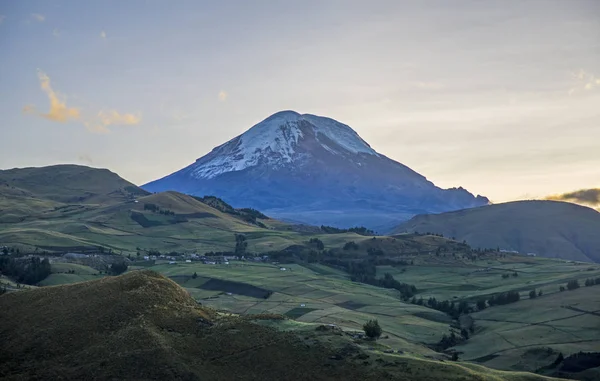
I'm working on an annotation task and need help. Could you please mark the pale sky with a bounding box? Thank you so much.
[0,0,599,203]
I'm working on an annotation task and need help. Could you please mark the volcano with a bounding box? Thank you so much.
[143,111,488,231]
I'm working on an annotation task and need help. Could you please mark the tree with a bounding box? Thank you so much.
[451,352,459,361]
[309,238,324,250]
[235,234,248,255]
[567,279,580,291]
[476,299,487,311]
[192,272,197,279]
[538,290,543,297]
[553,352,564,366]
[343,241,359,250]
[529,289,537,299]
[1,247,8,255]
[363,319,382,339]
[585,278,593,287]
[109,262,128,275]
[559,285,565,292]
[460,329,469,340]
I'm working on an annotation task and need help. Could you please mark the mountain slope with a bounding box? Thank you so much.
[0,164,149,205]
[0,271,559,381]
[0,165,289,254]
[143,111,488,231]
[393,200,600,263]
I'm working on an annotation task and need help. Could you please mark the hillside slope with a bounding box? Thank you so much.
[394,200,600,263]
[0,271,559,381]
[143,111,488,231]
[0,165,290,254]
[0,164,149,205]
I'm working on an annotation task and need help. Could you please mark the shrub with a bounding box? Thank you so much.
[567,279,580,291]
[343,241,359,250]
[109,262,128,275]
[363,319,382,339]
[308,238,324,250]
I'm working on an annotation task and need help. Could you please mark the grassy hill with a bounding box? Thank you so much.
[0,165,289,253]
[1,165,474,257]
[393,201,600,263]
[1,165,598,379]
[0,164,149,205]
[0,270,561,380]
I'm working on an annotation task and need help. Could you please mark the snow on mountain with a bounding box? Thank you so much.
[191,111,377,179]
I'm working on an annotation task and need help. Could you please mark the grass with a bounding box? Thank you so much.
[455,285,600,372]
[377,255,600,302]
[1,165,597,378]
[140,257,600,373]
[150,261,459,355]
[395,200,600,263]
[38,273,104,286]
[0,271,561,380]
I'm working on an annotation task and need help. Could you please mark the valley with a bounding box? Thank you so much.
[1,165,599,380]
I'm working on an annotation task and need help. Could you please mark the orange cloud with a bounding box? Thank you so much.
[24,70,141,134]
[23,70,81,122]
[85,110,141,133]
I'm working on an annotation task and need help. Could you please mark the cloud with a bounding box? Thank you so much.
[85,110,141,134]
[100,30,106,39]
[24,70,141,134]
[78,154,94,165]
[31,13,45,22]
[218,90,228,101]
[53,28,60,37]
[546,188,600,207]
[23,70,81,122]
[568,70,599,95]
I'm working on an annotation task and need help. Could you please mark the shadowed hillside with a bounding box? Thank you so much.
[0,271,560,381]
[0,164,149,205]
[394,200,600,263]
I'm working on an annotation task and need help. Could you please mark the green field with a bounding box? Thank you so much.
[142,257,600,371]
[377,256,600,302]
[153,261,450,355]
[458,285,600,372]
[2,164,599,378]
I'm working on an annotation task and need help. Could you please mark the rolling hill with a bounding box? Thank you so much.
[0,164,149,205]
[1,165,479,257]
[0,270,562,381]
[393,200,600,263]
[0,165,282,254]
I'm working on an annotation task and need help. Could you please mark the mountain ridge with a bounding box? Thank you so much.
[143,111,489,230]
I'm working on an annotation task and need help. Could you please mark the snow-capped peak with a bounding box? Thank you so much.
[190,111,378,179]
